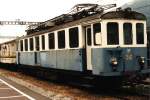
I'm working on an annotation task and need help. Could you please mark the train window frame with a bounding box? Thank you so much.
[107,22,119,45]
[29,38,34,51]
[20,40,23,51]
[93,23,101,45]
[48,33,55,49]
[58,30,65,49]
[24,39,28,51]
[136,23,144,44]
[41,35,45,50]
[123,23,133,45]
[69,27,79,48]
[35,36,40,51]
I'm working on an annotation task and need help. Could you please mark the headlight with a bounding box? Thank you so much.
[110,57,118,71]
[138,56,145,70]
[112,61,118,65]
[138,57,145,64]
[110,57,118,65]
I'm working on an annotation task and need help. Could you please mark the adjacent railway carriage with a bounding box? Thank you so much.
[0,4,149,84]
[0,40,16,64]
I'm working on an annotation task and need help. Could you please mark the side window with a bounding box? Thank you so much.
[58,30,65,49]
[123,23,133,44]
[136,23,144,44]
[93,23,101,45]
[35,36,39,51]
[107,22,119,45]
[41,35,45,50]
[69,27,79,48]
[29,38,34,51]
[24,39,28,51]
[48,33,55,49]
[20,40,23,51]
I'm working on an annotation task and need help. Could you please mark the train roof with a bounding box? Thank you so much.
[101,8,146,20]
[24,4,146,38]
[0,39,16,45]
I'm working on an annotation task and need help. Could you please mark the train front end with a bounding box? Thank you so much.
[89,9,150,82]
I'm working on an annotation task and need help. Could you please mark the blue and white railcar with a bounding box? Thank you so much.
[17,6,150,82]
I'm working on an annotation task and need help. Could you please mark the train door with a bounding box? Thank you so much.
[35,36,41,65]
[17,52,20,64]
[147,30,150,67]
[85,26,93,70]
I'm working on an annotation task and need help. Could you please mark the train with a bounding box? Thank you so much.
[0,4,150,85]
[0,39,16,64]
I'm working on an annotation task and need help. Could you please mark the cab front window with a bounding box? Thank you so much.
[107,22,119,45]
[136,23,144,44]
[123,23,133,45]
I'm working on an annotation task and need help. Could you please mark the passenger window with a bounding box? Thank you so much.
[93,23,101,45]
[123,23,133,44]
[69,27,79,48]
[35,36,39,51]
[107,22,119,45]
[29,38,34,51]
[24,39,28,51]
[41,35,45,50]
[87,28,92,46]
[58,30,65,49]
[48,33,55,49]
[136,23,144,44]
[20,40,23,51]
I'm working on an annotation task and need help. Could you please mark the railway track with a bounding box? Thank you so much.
[76,81,150,100]
[0,65,149,100]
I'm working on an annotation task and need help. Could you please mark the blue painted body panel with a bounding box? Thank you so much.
[17,47,149,76]
[40,51,56,68]
[92,47,147,75]
[18,49,83,71]
[55,50,83,71]
[19,52,35,65]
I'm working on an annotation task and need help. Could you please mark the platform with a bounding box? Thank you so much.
[0,76,49,100]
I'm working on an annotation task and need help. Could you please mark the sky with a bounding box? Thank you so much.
[0,0,133,40]
[0,0,132,21]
